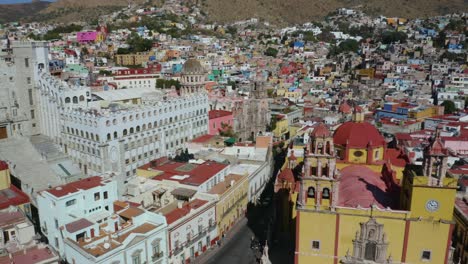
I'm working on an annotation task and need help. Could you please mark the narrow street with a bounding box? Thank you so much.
[201,146,292,264]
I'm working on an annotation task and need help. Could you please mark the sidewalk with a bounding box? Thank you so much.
[193,217,249,264]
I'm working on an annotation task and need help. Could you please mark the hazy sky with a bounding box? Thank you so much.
[0,0,56,4]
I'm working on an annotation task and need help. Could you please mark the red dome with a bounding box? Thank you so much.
[333,121,385,148]
[311,123,330,138]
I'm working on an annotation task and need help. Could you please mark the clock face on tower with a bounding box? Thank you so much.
[425,199,440,212]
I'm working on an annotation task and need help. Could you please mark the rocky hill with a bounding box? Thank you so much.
[0,1,50,23]
[199,0,468,25]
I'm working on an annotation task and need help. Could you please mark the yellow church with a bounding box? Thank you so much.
[275,111,458,264]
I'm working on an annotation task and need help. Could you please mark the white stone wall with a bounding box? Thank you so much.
[168,204,217,264]
[0,41,49,138]
[37,179,118,257]
[61,93,209,181]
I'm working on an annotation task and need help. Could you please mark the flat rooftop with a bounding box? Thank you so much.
[209,174,245,195]
[139,158,228,186]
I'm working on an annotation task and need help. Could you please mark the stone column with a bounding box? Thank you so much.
[317,159,322,177]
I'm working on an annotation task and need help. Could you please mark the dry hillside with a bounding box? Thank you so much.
[200,0,468,24]
[0,1,50,23]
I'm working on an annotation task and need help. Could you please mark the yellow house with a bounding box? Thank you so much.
[209,173,249,236]
[407,105,444,121]
[276,88,286,97]
[284,90,302,102]
[273,116,289,139]
[115,51,155,66]
[294,126,457,264]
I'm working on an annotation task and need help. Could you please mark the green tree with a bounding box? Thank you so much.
[442,100,456,114]
[381,31,408,44]
[156,79,180,89]
[264,47,278,57]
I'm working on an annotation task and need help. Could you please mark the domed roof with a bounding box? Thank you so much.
[333,121,385,148]
[182,58,205,74]
[311,123,330,138]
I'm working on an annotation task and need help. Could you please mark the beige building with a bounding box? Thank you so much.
[115,51,155,66]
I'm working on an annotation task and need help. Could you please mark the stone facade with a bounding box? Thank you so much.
[0,41,49,139]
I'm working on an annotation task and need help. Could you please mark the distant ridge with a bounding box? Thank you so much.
[0,1,50,23]
[199,0,468,25]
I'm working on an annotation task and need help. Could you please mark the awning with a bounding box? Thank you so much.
[171,188,197,198]
[224,137,236,144]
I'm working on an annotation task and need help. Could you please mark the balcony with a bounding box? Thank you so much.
[151,251,164,262]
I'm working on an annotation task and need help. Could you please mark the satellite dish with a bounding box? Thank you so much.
[103,243,110,249]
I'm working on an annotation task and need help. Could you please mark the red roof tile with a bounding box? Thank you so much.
[338,165,395,209]
[191,134,215,143]
[209,110,233,120]
[333,121,386,148]
[311,123,330,138]
[65,218,94,233]
[277,169,295,183]
[9,246,57,264]
[164,199,208,224]
[0,185,30,210]
[143,160,228,186]
[386,149,409,167]
[45,176,104,198]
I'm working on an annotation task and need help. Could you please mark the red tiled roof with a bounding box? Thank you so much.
[143,160,228,186]
[7,246,57,264]
[191,134,215,143]
[0,211,23,227]
[386,149,409,167]
[45,176,104,198]
[338,165,395,209]
[338,101,352,114]
[0,160,8,171]
[209,110,233,120]
[0,185,30,210]
[311,123,330,138]
[164,199,208,224]
[277,169,295,183]
[333,121,386,148]
[65,218,94,233]
[395,133,412,141]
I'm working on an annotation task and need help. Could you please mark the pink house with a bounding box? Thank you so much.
[76,31,98,43]
[209,110,234,135]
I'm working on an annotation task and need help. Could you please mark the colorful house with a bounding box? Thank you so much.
[76,31,98,43]
[208,110,234,135]
[209,173,249,236]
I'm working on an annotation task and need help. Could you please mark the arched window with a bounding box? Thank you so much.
[72,96,78,104]
[106,120,111,126]
[154,121,157,127]
[136,126,140,132]
[130,127,134,134]
[79,95,85,102]
[322,188,330,199]
[107,133,111,141]
[123,129,128,136]
[142,124,146,130]
[307,187,315,198]
[65,97,71,103]
[148,123,152,129]
[113,119,117,125]
[114,131,118,139]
